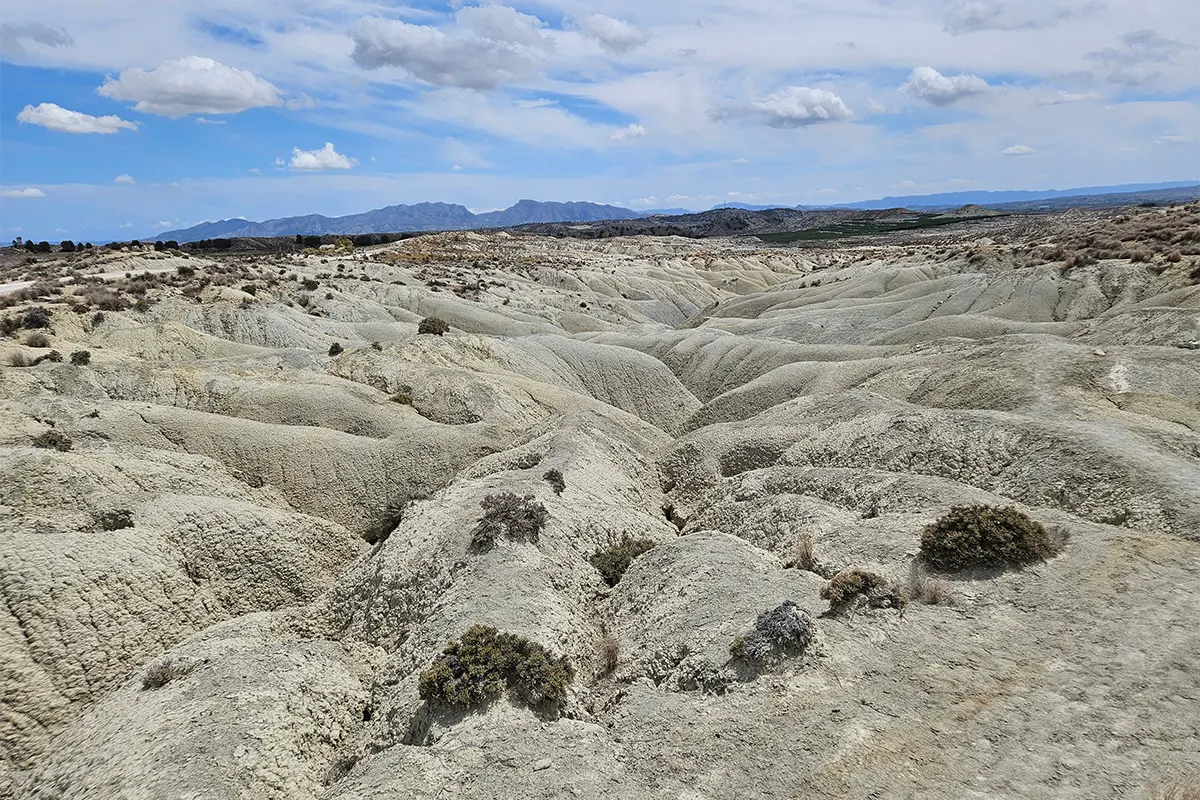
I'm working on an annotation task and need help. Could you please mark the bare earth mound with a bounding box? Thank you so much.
[2,204,1199,799]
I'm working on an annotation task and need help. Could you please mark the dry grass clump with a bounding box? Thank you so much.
[596,631,620,677]
[141,657,195,690]
[903,563,954,606]
[6,351,34,367]
[23,332,50,348]
[1153,777,1200,800]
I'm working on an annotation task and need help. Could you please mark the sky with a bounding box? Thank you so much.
[1,0,1198,241]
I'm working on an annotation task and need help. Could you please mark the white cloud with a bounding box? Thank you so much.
[0,22,72,59]
[711,87,853,128]
[195,116,227,125]
[350,7,552,90]
[1154,134,1191,144]
[944,0,1105,35]
[579,14,649,54]
[98,56,281,117]
[1001,144,1038,156]
[1,188,46,199]
[902,67,989,106]
[1087,30,1196,86]
[1036,91,1101,106]
[114,174,136,184]
[119,223,134,229]
[249,168,262,175]
[610,123,647,141]
[289,142,356,170]
[732,157,750,165]
[17,102,137,134]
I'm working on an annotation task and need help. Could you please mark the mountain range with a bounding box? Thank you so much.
[153,181,1198,242]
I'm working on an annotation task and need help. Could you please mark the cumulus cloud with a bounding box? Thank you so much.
[1,188,46,199]
[0,22,73,59]
[610,123,647,141]
[902,67,988,106]
[114,173,136,184]
[195,116,227,125]
[289,142,356,170]
[710,87,853,128]
[17,102,138,134]
[1086,29,1196,86]
[351,6,552,90]
[98,56,282,117]
[944,0,1104,35]
[579,14,649,53]
[1001,144,1037,156]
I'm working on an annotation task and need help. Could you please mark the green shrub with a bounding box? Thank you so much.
[471,493,547,550]
[920,505,1055,571]
[363,488,428,545]
[542,468,565,495]
[417,316,450,336]
[32,429,72,451]
[418,625,573,710]
[589,537,656,587]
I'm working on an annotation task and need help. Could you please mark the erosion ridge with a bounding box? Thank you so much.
[2,203,1199,799]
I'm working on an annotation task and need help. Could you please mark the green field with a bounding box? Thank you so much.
[755,213,1004,243]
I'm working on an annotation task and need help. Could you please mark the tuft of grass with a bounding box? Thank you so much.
[903,563,954,606]
[23,332,51,348]
[596,631,620,678]
[7,351,34,367]
[418,625,573,711]
[589,536,656,587]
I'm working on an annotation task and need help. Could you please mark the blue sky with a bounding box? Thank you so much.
[1,0,1198,241]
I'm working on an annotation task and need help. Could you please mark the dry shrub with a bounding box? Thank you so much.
[32,429,72,451]
[7,351,34,367]
[820,569,898,612]
[589,536,656,587]
[596,632,620,677]
[417,316,450,336]
[542,468,566,495]
[472,493,548,551]
[23,332,50,348]
[141,657,195,690]
[921,505,1057,571]
[904,563,954,606]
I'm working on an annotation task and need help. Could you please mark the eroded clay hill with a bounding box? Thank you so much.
[2,205,1199,799]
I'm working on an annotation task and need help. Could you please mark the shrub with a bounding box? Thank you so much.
[23,332,51,348]
[133,297,152,313]
[7,351,34,367]
[1,316,20,336]
[819,569,904,612]
[328,342,344,357]
[471,493,548,550]
[70,350,91,366]
[37,350,63,364]
[97,509,134,530]
[729,601,814,667]
[920,505,1056,571]
[363,488,428,545]
[589,537,656,587]
[301,278,320,290]
[23,307,51,329]
[32,430,72,451]
[596,632,620,677]
[783,534,821,573]
[417,625,573,710]
[542,468,565,495]
[141,657,195,690]
[417,316,450,336]
[91,311,106,328]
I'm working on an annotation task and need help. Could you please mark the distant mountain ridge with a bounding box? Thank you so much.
[155,200,645,242]
[153,181,1198,242]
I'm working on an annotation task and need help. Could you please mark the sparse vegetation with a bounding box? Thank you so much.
[7,351,34,367]
[417,316,450,336]
[141,657,195,690]
[542,468,565,495]
[920,505,1057,571]
[328,342,344,357]
[471,493,548,550]
[363,488,428,545]
[729,601,814,668]
[70,350,91,366]
[417,625,573,711]
[820,569,897,611]
[596,631,620,677]
[23,307,51,329]
[23,332,51,348]
[589,536,656,587]
[32,429,72,451]
[97,509,134,531]
[903,563,953,606]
